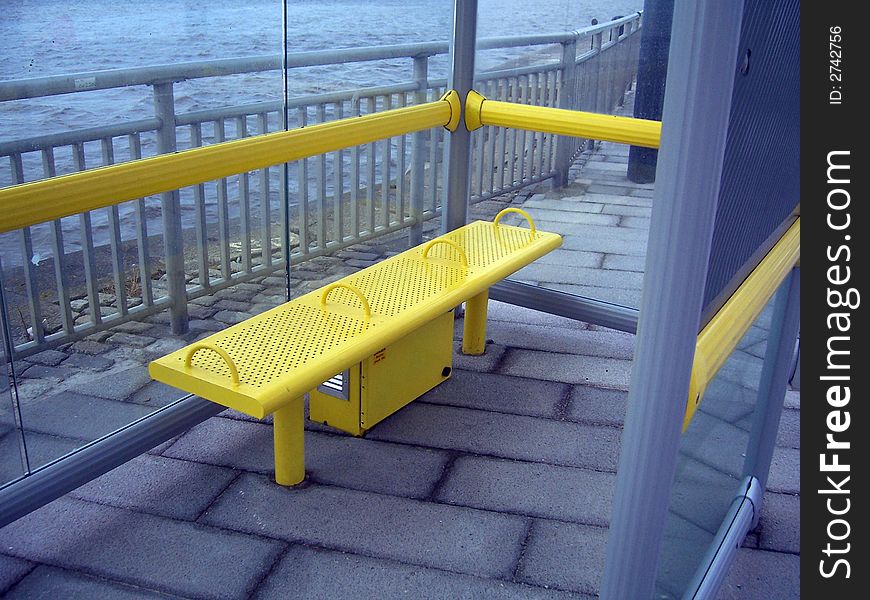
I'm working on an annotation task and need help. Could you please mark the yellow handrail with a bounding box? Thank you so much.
[465,89,661,149]
[184,343,240,387]
[0,90,461,234]
[421,238,469,269]
[683,217,801,431]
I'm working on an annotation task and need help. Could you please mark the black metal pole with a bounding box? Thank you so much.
[627,0,674,184]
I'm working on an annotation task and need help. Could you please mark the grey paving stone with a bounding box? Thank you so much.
[70,366,152,401]
[516,519,608,595]
[129,380,186,407]
[524,197,605,214]
[668,455,742,534]
[505,209,619,227]
[26,349,68,367]
[0,554,33,595]
[452,341,506,373]
[367,403,620,472]
[567,386,627,427]
[59,353,114,371]
[715,548,799,600]
[214,299,252,312]
[255,544,584,600]
[261,276,287,287]
[20,392,156,441]
[202,473,527,579]
[619,216,651,229]
[6,430,83,472]
[754,492,800,554]
[680,412,750,477]
[559,233,648,257]
[215,287,259,302]
[655,513,717,598]
[109,321,154,335]
[0,497,283,600]
[783,389,800,409]
[187,300,215,319]
[602,253,646,272]
[337,250,379,261]
[600,204,651,217]
[190,294,221,306]
[19,365,74,381]
[162,417,276,473]
[775,408,799,449]
[419,370,567,418]
[438,455,615,526]
[545,283,642,308]
[766,447,799,494]
[487,300,589,330]
[499,349,632,390]
[70,454,237,520]
[565,192,652,208]
[516,263,644,289]
[533,249,603,269]
[630,187,655,198]
[106,332,157,348]
[213,310,252,325]
[305,432,450,499]
[189,318,226,332]
[487,321,635,360]
[4,565,172,599]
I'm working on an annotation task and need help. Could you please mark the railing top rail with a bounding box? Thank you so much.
[0,14,641,103]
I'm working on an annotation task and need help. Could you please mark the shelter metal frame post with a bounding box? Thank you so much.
[743,267,801,498]
[599,1,744,598]
[441,0,478,233]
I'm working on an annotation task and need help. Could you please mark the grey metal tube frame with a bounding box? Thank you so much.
[441,0,478,233]
[599,1,744,598]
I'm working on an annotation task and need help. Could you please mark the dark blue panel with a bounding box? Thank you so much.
[702,0,800,321]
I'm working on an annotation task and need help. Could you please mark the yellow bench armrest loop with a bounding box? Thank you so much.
[493,207,536,237]
[183,343,240,387]
[421,238,469,269]
[320,282,372,320]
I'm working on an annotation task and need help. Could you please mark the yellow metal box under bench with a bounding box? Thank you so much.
[149,209,561,485]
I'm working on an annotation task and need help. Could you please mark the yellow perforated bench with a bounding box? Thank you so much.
[149,208,561,485]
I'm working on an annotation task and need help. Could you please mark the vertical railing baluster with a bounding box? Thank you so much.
[428,90,440,214]
[365,97,377,234]
[257,113,272,268]
[485,80,497,195]
[128,134,153,306]
[10,154,44,343]
[236,115,252,273]
[380,94,392,229]
[409,55,428,245]
[350,96,361,241]
[517,75,529,183]
[496,79,509,191]
[529,73,540,175]
[333,101,344,244]
[41,148,74,334]
[506,77,518,187]
[189,124,210,287]
[555,39,578,185]
[214,118,232,279]
[152,81,188,333]
[315,103,327,249]
[71,142,102,326]
[297,107,310,257]
[101,137,127,315]
[396,93,407,225]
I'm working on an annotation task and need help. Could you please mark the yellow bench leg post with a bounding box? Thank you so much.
[462,289,489,355]
[273,396,305,486]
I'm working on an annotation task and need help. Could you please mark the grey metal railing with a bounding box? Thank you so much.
[0,14,641,359]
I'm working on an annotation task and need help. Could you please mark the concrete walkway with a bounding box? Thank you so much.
[0,118,799,598]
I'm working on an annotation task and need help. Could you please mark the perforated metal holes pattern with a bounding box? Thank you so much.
[176,303,369,388]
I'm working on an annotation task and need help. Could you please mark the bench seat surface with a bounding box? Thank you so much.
[148,220,561,418]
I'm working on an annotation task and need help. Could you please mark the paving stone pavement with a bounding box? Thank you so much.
[0,103,799,597]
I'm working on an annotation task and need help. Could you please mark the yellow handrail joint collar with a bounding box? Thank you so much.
[441,90,462,132]
[465,89,486,132]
